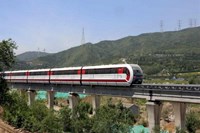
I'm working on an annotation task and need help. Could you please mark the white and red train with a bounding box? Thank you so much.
[1,64,143,86]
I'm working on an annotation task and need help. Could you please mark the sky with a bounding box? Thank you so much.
[0,0,199,55]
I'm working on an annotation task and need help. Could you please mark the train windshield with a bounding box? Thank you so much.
[132,66,143,76]
[133,70,142,76]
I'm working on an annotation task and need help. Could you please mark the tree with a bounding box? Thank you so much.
[3,91,30,128]
[0,77,10,105]
[3,91,62,132]
[71,102,93,133]
[59,106,72,132]
[0,39,17,69]
[91,100,137,133]
[176,127,187,133]
[40,110,62,133]
[0,39,17,105]
[186,111,200,133]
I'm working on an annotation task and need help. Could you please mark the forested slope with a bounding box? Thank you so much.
[15,27,200,75]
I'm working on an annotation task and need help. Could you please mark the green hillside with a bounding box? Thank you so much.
[14,27,200,75]
[17,51,50,61]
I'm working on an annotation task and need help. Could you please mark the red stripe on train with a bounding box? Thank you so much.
[81,79,126,82]
[9,79,127,83]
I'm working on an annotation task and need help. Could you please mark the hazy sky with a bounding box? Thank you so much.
[0,0,199,55]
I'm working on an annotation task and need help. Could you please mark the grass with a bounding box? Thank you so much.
[144,79,188,84]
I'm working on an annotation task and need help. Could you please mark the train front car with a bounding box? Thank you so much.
[50,67,82,85]
[81,64,134,86]
[131,64,143,84]
[28,69,50,84]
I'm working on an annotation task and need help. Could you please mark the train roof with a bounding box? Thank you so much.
[28,69,50,72]
[51,66,82,71]
[10,70,28,73]
[82,64,138,69]
[3,64,142,72]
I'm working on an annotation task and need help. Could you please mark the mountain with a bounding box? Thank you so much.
[14,27,200,74]
[16,51,50,61]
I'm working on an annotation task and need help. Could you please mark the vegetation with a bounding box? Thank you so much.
[16,51,50,62]
[59,106,72,132]
[0,39,17,105]
[1,27,200,132]
[175,127,187,133]
[186,111,200,133]
[14,27,200,78]
[0,39,17,69]
[188,76,200,84]
[2,94,138,132]
[3,92,62,132]
[0,38,138,132]
[70,102,93,133]
[91,99,137,133]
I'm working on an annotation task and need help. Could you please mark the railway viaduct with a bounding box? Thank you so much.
[9,83,200,132]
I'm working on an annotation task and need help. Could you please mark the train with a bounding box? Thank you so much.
[1,64,143,86]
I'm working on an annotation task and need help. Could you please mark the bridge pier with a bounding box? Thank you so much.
[68,93,79,109]
[27,90,36,106]
[146,101,163,132]
[47,90,55,109]
[92,95,100,114]
[172,102,187,129]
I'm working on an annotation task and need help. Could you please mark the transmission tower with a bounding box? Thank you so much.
[189,19,193,27]
[178,20,181,30]
[37,48,40,58]
[194,19,197,27]
[81,28,85,45]
[160,20,164,32]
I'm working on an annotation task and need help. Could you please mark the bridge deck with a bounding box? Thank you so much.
[9,83,200,103]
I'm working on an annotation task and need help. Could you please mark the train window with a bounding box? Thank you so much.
[29,71,48,75]
[95,69,103,74]
[85,68,118,74]
[111,68,115,73]
[133,70,142,76]
[5,73,10,76]
[85,69,94,74]
[67,70,77,74]
[52,70,77,75]
[134,70,141,73]
[12,72,26,76]
[124,68,130,75]
[85,69,100,74]
[53,71,66,75]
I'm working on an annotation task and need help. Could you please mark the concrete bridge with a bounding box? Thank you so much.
[9,83,200,132]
